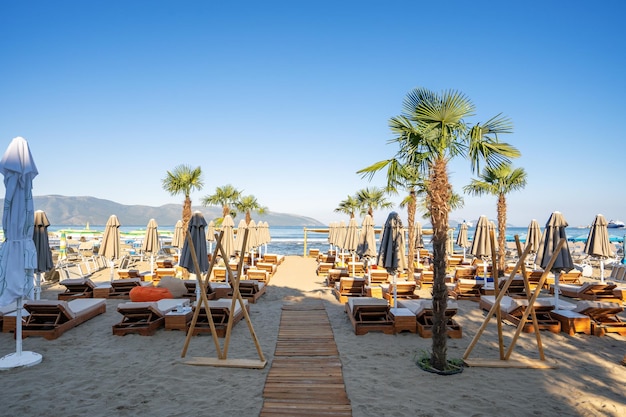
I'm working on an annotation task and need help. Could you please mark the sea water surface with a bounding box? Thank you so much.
[45,225,626,257]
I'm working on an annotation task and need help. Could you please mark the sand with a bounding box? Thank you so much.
[1,255,625,417]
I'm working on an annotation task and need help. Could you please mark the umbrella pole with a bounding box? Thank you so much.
[554,272,560,310]
[35,273,41,300]
[150,254,154,276]
[392,272,398,313]
[600,260,605,283]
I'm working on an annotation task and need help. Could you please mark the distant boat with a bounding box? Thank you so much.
[607,220,625,228]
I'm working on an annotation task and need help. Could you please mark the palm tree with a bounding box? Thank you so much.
[354,187,393,219]
[202,184,242,219]
[335,195,360,219]
[358,161,424,278]
[381,87,520,370]
[161,164,203,235]
[463,164,527,272]
[235,195,268,224]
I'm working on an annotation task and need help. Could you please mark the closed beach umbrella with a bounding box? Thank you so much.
[456,222,469,261]
[357,214,377,259]
[536,211,574,309]
[33,210,53,300]
[247,220,259,265]
[526,219,542,268]
[101,214,121,280]
[0,136,42,369]
[414,221,424,249]
[584,214,612,282]
[470,215,493,282]
[141,219,160,275]
[179,212,209,300]
[220,214,236,261]
[234,219,248,254]
[206,220,216,253]
[180,212,209,275]
[172,220,184,249]
[59,231,67,260]
[377,212,407,311]
[336,221,347,262]
[260,221,271,255]
[343,217,360,272]
[525,219,542,254]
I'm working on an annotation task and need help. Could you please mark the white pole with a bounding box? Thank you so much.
[600,260,605,283]
[393,272,398,313]
[554,272,560,310]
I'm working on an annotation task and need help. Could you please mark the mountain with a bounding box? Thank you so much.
[2,195,325,227]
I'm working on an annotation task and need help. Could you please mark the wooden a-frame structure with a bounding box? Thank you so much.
[463,232,566,369]
[180,228,267,369]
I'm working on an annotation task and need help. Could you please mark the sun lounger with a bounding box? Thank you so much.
[333,277,366,303]
[398,299,462,338]
[262,254,285,265]
[327,268,349,287]
[229,280,266,303]
[0,302,18,332]
[345,297,394,335]
[113,298,189,336]
[189,298,249,337]
[316,262,335,276]
[556,282,620,303]
[256,262,277,277]
[57,278,100,300]
[108,277,152,299]
[368,269,389,285]
[181,279,219,301]
[245,268,270,284]
[417,269,434,288]
[479,295,562,334]
[21,298,106,340]
[573,301,626,336]
[382,281,419,306]
[447,278,483,301]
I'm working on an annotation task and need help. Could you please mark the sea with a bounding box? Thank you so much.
[43,225,626,257]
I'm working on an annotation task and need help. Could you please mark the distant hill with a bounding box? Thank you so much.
[1,195,325,227]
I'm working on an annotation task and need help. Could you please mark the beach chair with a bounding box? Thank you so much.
[382,281,419,306]
[21,298,107,340]
[245,268,270,284]
[556,282,620,303]
[230,280,266,303]
[106,276,152,298]
[262,254,284,265]
[113,298,190,336]
[369,269,389,285]
[344,297,394,335]
[57,278,99,300]
[333,277,366,303]
[398,299,462,338]
[347,261,365,277]
[316,262,334,276]
[256,262,277,277]
[417,269,434,288]
[574,301,626,336]
[447,278,483,301]
[326,268,349,287]
[479,295,563,334]
[212,266,228,282]
[189,298,249,337]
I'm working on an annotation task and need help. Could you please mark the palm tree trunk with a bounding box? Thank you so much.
[429,159,450,371]
[182,196,192,238]
[407,189,416,278]
[497,194,506,273]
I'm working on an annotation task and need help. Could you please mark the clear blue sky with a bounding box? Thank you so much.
[1,1,624,227]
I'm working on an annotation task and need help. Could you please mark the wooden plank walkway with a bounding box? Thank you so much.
[259,300,352,417]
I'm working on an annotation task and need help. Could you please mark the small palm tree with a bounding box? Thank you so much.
[335,195,360,219]
[235,195,268,224]
[464,164,527,272]
[162,164,203,235]
[202,184,242,219]
[355,187,393,219]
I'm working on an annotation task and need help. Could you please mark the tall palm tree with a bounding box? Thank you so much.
[463,164,527,272]
[382,87,520,370]
[202,184,242,219]
[335,195,360,219]
[161,164,203,235]
[235,195,268,224]
[355,187,393,219]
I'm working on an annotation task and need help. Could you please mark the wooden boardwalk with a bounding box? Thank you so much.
[259,300,352,417]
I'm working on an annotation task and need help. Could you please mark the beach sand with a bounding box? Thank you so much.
[1,256,625,417]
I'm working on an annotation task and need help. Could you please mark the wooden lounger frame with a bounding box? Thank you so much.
[345,298,394,335]
[23,299,106,340]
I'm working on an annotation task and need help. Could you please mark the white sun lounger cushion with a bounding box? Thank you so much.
[347,297,387,310]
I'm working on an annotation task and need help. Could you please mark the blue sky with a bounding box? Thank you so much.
[1,1,624,227]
